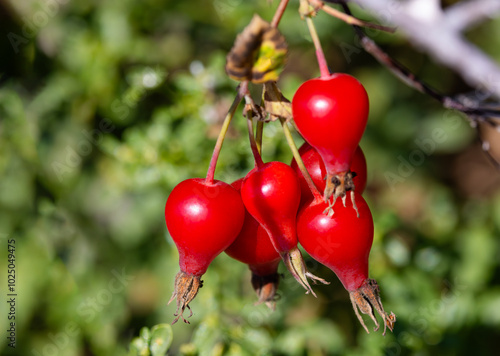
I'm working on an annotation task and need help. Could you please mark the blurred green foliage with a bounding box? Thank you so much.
[129,324,173,356]
[1,0,500,355]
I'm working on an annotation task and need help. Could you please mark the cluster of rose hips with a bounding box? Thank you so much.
[164,73,396,334]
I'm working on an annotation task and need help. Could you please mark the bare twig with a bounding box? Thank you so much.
[309,0,395,32]
[341,3,500,119]
[350,0,500,101]
[445,0,500,31]
[340,1,500,167]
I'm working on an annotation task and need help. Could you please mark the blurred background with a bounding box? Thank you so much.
[1,0,500,355]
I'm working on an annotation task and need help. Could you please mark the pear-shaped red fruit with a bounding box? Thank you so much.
[225,179,281,309]
[297,192,395,334]
[241,161,328,296]
[165,178,245,324]
[292,74,369,207]
[291,142,367,207]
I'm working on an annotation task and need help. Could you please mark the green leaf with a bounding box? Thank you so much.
[179,343,198,356]
[140,327,152,342]
[149,324,174,356]
[128,335,150,356]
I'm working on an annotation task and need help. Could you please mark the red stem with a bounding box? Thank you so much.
[306,16,330,78]
[271,0,290,28]
[256,120,264,154]
[316,49,330,78]
[246,100,264,169]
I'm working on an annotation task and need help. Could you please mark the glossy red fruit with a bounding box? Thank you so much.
[296,193,395,334]
[292,74,369,203]
[292,74,369,174]
[226,180,281,269]
[165,178,245,323]
[241,161,328,295]
[291,142,367,206]
[241,162,301,253]
[226,223,281,308]
[225,179,281,308]
[297,192,373,291]
[226,222,281,276]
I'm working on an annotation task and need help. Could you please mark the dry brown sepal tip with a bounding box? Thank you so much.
[251,272,281,310]
[349,279,396,335]
[323,171,359,218]
[283,247,330,298]
[262,82,293,123]
[168,271,203,325]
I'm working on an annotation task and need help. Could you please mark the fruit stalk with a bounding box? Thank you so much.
[280,118,323,202]
[263,81,323,202]
[206,84,245,184]
[245,96,264,168]
[270,0,290,28]
[255,120,264,154]
[305,16,330,78]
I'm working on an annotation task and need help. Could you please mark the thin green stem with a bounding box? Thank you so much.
[280,118,322,201]
[205,89,244,184]
[305,16,330,78]
[246,99,264,168]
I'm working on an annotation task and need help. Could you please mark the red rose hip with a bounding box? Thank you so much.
[292,74,369,208]
[241,161,328,295]
[225,179,281,308]
[291,142,367,207]
[165,178,245,323]
[297,193,395,334]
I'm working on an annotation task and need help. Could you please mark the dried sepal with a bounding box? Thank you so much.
[349,279,396,335]
[251,272,280,310]
[225,14,287,84]
[323,171,359,217]
[283,247,329,297]
[243,99,265,122]
[263,82,293,122]
[168,271,202,325]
